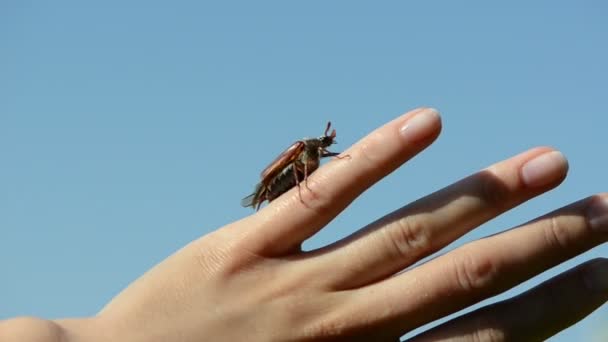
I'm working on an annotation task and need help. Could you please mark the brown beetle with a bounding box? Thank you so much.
[241,122,341,210]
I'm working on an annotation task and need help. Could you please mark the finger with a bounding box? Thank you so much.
[311,147,568,289]
[245,108,442,256]
[343,194,608,335]
[409,258,608,342]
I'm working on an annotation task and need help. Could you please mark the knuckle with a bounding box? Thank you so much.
[191,232,259,278]
[478,173,512,209]
[470,314,506,342]
[543,216,575,252]
[357,132,385,165]
[193,241,233,277]
[451,248,499,292]
[383,216,432,260]
[471,326,505,342]
[356,132,393,179]
[303,299,354,339]
[298,176,336,218]
[307,316,349,339]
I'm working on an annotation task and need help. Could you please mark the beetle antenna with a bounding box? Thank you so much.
[324,121,332,136]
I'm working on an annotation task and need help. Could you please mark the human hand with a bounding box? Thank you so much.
[10,107,606,341]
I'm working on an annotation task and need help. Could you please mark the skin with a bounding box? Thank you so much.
[1,107,607,341]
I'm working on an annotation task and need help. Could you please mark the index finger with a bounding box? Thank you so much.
[247,107,442,256]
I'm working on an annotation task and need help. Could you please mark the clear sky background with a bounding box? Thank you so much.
[1,1,606,340]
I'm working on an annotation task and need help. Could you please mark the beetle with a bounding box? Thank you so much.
[241,121,341,210]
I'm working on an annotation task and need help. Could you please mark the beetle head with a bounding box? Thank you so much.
[319,121,337,147]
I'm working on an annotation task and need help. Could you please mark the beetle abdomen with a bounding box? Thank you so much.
[266,164,303,202]
[267,156,322,202]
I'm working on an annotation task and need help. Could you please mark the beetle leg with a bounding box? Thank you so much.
[301,162,306,188]
[255,186,267,211]
[293,163,305,203]
[321,151,340,157]
[320,148,337,157]
[323,148,350,160]
[290,162,299,193]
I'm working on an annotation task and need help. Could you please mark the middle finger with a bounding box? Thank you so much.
[310,147,568,289]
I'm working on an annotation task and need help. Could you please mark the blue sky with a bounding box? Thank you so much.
[1,1,606,340]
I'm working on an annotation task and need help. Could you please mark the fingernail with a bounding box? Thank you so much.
[399,108,441,143]
[587,195,608,232]
[584,258,608,293]
[521,151,568,187]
